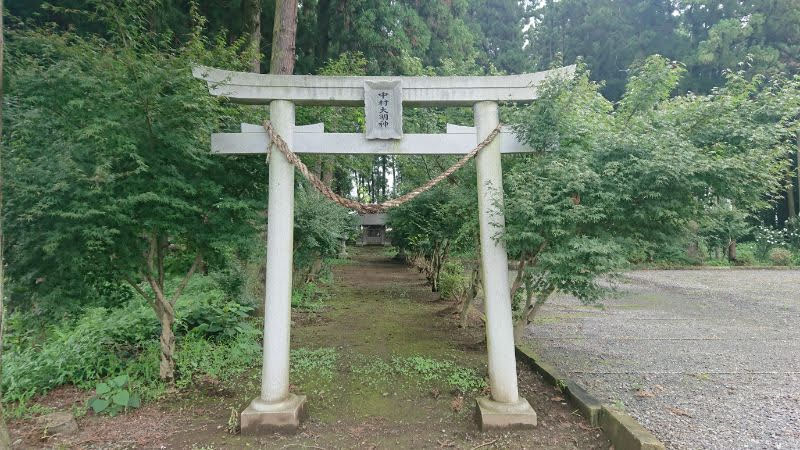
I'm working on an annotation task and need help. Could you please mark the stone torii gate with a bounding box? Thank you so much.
[192,65,574,434]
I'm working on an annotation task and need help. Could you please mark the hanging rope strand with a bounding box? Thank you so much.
[263,120,502,214]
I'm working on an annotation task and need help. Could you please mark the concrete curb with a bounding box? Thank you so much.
[630,265,799,271]
[515,344,665,450]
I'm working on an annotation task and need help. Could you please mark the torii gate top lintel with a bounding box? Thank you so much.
[191,64,576,106]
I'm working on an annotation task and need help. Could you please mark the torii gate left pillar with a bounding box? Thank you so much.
[242,99,306,432]
[193,65,574,434]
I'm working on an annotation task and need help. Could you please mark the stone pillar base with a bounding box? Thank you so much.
[241,393,306,435]
[476,396,537,431]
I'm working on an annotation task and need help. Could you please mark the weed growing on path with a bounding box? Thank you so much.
[349,354,486,395]
[291,347,338,380]
[292,282,331,311]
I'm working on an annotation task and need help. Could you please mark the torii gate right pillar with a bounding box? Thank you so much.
[473,101,537,430]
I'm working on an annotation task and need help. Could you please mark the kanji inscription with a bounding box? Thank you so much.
[364,80,403,140]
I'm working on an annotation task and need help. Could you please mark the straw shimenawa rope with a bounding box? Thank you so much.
[263,120,502,214]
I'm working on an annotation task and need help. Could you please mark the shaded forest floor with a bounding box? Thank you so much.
[10,247,608,449]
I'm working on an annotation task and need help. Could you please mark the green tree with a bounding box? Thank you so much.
[468,0,529,73]
[680,0,800,92]
[0,0,11,444]
[527,0,686,100]
[4,17,262,383]
[389,183,477,292]
[504,56,786,338]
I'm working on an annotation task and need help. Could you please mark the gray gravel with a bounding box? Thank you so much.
[522,269,800,450]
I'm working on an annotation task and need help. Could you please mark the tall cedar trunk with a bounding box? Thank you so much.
[243,0,261,73]
[392,156,397,194]
[314,0,331,64]
[381,157,387,199]
[787,177,796,220]
[0,0,10,445]
[270,0,298,75]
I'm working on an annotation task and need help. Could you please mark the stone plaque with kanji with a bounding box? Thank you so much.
[364,80,402,140]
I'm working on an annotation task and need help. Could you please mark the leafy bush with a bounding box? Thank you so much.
[176,276,254,341]
[174,328,261,388]
[294,188,359,274]
[1,273,259,404]
[1,303,156,404]
[734,250,756,266]
[768,248,793,266]
[754,225,789,259]
[87,375,141,416]
[438,262,470,301]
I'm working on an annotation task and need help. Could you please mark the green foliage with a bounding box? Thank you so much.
[175,276,255,341]
[733,246,756,266]
[754,225,787,259]
[390,356,486,394]
[505,56,787,309]
[349,354,486,394]
[446,367,487,394]
[1,273,257,404]
[290,348,338,380]
[173,328,262,389]
[87,375,141,416]
[767,248,793,266]
[389,184,478,291]
[527,0,800,99]
[294,189,358,272]
[527,0,686,100]
[291,282,330,311]
[4,20,262,310]
[1,303,155,404]
[697,204,751,256]
[438,261,470,302]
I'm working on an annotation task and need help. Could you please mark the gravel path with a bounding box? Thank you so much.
[522,269,800,450]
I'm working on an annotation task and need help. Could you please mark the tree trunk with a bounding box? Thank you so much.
[459,266,481,328]
[159,309,176,383]
[788,171,797,220]
[129,244,202,385]
[305,255,323,283]
[314,0,331,64]
[0,0,12,445]
[270,0,298,75]
[243,0,262,73]
[322,157,334,187]
[509,256,528,302]
[728,239,737,262]
[381,157,387,200]
[513,287,554,343]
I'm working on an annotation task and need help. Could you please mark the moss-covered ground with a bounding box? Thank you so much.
[11,247,608,449]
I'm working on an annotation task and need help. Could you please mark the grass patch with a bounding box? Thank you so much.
[291,347,338,381]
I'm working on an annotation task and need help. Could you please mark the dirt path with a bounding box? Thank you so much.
[11,247,608,449]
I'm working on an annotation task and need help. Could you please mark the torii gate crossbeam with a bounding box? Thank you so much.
[193,65,575,434]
